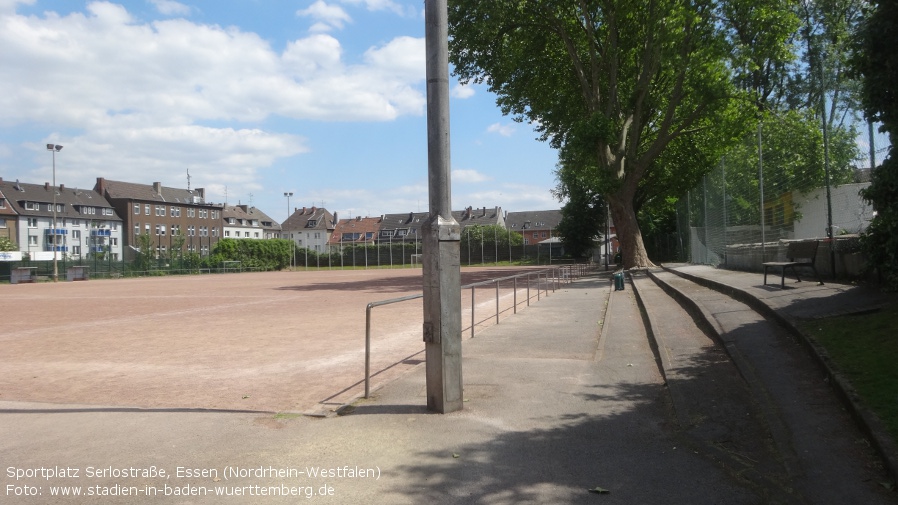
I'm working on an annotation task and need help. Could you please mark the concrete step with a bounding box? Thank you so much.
[628,270,796,502]
[638,268,895,505]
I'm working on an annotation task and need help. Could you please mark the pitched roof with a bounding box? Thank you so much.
[223,204,281,231]
[451,206,505,229]
[282,206,334,232]
[379,211,428,239]
[505,210,563,231]
[0,179,121,221]
[95,177,211,206]
[0,187,17,216]
[328,216,382,245]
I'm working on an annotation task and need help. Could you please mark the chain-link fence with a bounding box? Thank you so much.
[677,121,889,279]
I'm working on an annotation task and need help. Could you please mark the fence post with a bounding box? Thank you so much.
[365,303,373,398]
[495,280,500,324]
[513,277,517,314]
[471,286,475,338]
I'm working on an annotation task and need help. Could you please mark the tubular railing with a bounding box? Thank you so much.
[363,263,594,397]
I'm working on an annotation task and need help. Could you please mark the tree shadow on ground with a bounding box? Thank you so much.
[352,379,762,505]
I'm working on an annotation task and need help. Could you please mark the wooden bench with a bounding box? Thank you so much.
[763,240,824,288]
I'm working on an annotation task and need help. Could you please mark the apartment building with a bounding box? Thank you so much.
[0,177,123,260]
[94,178,222,259]
[223,204,281,240]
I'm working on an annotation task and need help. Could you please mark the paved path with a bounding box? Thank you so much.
[637,268,894,504]
[1,268,896,504]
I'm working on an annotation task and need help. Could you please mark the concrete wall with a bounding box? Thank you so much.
[793,183,873,238]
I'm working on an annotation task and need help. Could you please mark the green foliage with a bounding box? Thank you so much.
[860,153,898,289]
[449,0,788,267]
[210,238,293,271]
[852,0,898,290]
[132,233,155,272]
[722,109,858,226]
[461,225,522,251]
[555,167,605,260]
[0,236,16,252]
[851,0,898,132]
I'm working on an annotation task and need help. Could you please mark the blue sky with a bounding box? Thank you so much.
[0,0,562,222]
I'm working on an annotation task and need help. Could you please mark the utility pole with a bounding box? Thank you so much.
[422,0,462,413]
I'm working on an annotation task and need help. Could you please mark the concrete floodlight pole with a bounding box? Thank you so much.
[47,144,63,282]
[422,0,463,414]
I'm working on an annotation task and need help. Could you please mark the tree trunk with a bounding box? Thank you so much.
[607,193,654,269]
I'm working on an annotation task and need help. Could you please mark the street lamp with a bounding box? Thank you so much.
[47,144,63,282]
[284,192,294,269]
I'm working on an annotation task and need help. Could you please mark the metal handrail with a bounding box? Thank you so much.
[363,264,593,397]
[364,294,423,398]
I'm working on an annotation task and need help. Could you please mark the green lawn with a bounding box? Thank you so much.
[799,299,898,441]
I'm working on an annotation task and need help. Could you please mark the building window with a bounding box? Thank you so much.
[145,204,151,215]
[0,219,6,229]
[225,230,231,237]
[170,206,180,218]
[187,208,195,218]
[212,227,219,237]
[155,205,165,217]
[172,225,181,235]
[145,223,151,235]
[134,223,140,236]
[29,236,38,246]
[134,204,140,215]
[111,238,118,246]
[28,218,38,228]
[72,230,81,240]
[254,232,259,238]
[25,202,37,211]
[72,246,81,256]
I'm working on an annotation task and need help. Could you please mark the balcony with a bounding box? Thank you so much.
[45,228,68,236]
[46,245,68,252]
[91,229,112,237]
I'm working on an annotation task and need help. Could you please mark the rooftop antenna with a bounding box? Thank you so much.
[186,169,192,192]
[224,186,228,206]
[249,193,254,207]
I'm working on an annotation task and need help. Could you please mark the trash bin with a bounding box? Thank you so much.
[613,271,625,291]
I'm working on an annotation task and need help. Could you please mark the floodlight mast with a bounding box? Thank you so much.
[47,144,63,282]
[422,0,462,414]
[284,192,294,269]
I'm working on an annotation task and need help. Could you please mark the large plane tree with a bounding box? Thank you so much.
[449,0,793,268]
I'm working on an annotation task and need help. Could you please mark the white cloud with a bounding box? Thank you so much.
[487,122,516,137]
[0,5,427,195]
[149,0,192,16]
[452,169,490,183]
[451,83,475,99]
[0,0,33,14]
[297,1,352,31]
[338,0,414,17]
